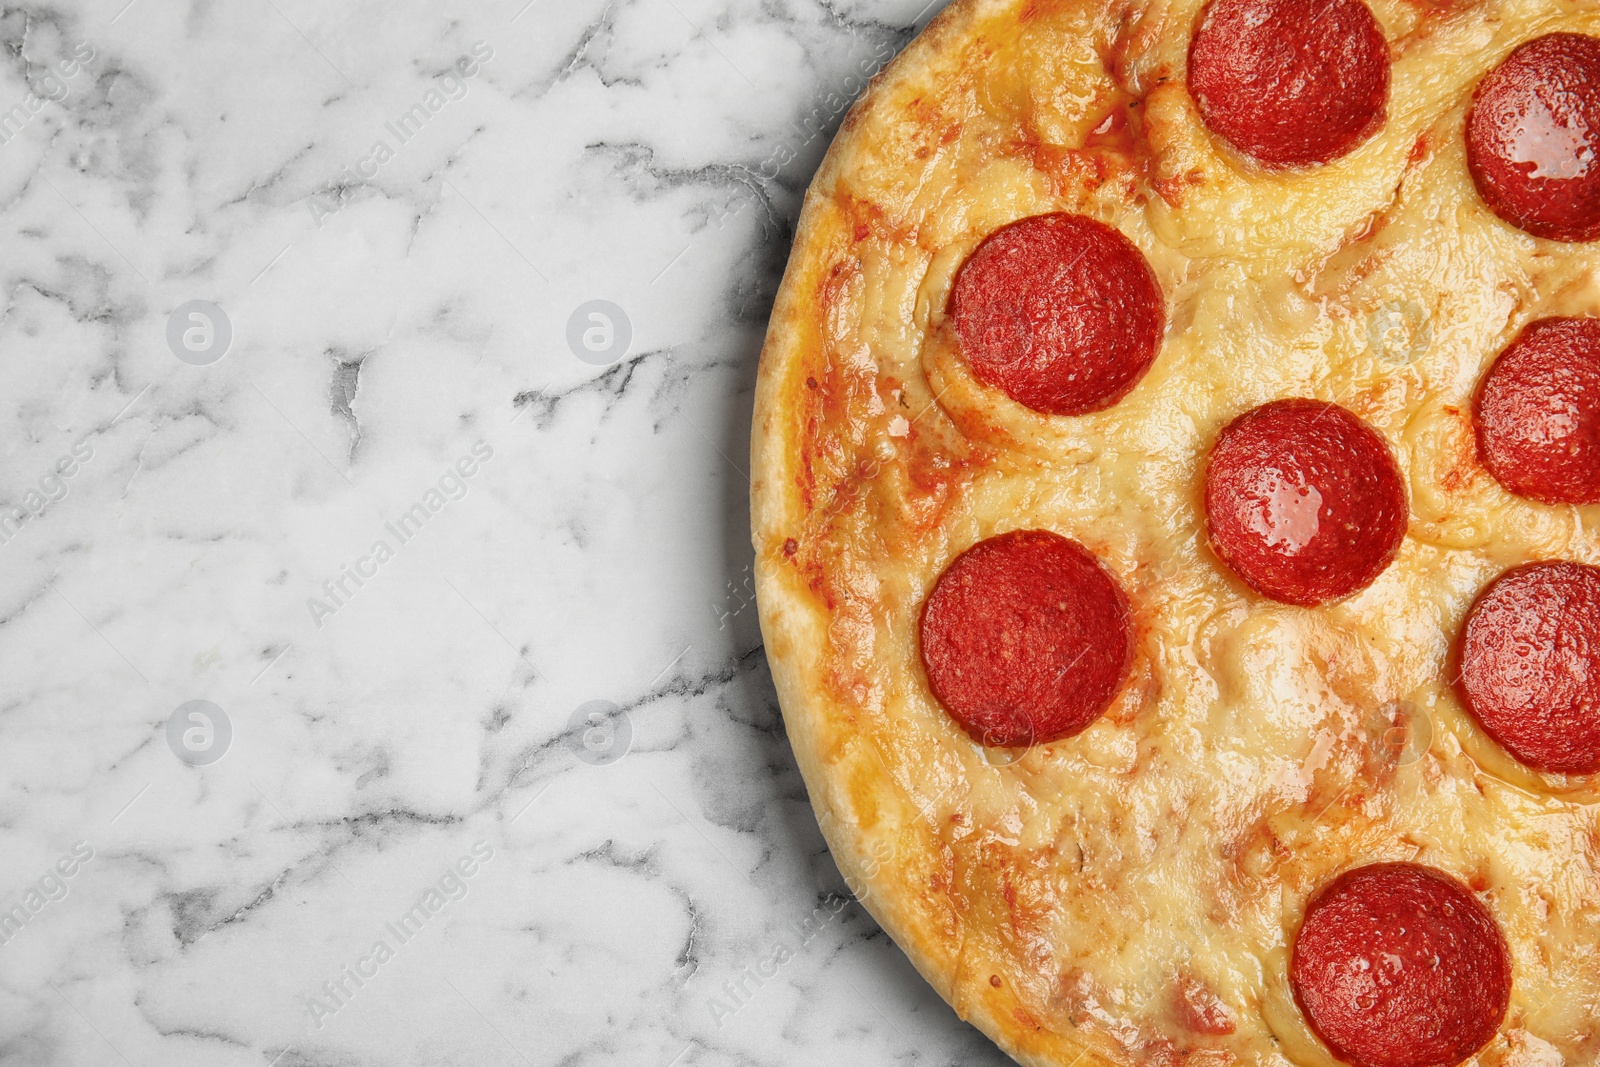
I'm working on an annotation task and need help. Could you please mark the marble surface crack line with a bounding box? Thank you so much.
[248,782,360,890]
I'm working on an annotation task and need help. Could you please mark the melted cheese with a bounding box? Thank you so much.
[756,0,1600,1063]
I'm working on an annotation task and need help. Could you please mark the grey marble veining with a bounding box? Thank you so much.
[0,1,1018,1065]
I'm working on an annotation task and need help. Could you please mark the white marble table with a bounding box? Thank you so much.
[0,1,1017,1064]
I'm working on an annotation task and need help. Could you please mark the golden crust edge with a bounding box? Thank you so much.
[749,2,1131,1064]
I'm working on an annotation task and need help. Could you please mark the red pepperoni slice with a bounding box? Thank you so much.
[1291,863,1511,1067]
[1474,317,1600,505]
[950,213,1164,417]
[1188,0,1390,168]
[919,530,1134,747]
[1457,561,1600,775]
[1466,34,1600,242]
[1204,399,1408,606]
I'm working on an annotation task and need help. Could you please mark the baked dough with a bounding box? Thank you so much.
[750,0,1600,1063]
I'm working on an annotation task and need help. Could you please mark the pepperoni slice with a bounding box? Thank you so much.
[1291,863,1511,1067]
[1466,34,1600,242]
[1204,399,1408,606]
[950,213,1165,417]
[1188,0,1390,168]
[919,530,1134,747]
[1457,561,1600,775]
[1474,317,1600,505]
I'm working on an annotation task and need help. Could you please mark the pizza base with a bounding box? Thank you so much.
[751,0,1600,1064]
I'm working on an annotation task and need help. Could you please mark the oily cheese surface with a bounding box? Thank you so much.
[750,0,1600,1065]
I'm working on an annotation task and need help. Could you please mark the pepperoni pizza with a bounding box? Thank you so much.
[751,0,1600,1064]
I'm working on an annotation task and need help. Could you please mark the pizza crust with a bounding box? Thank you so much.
[751,0,1600,1064]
